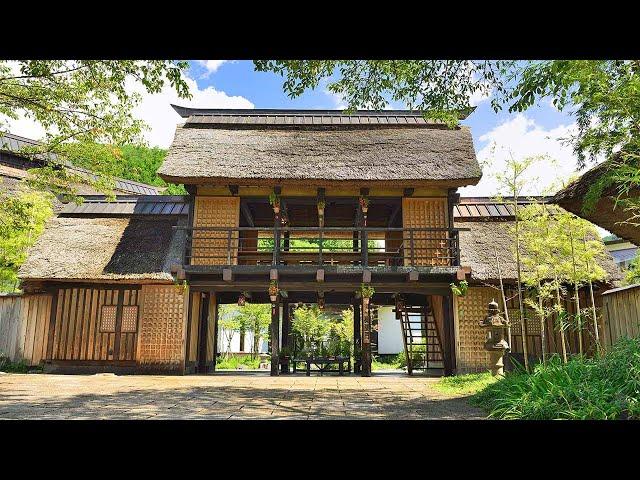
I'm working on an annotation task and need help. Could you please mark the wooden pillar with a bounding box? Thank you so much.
[353,301,361,373]
[361,297,372,377]
[280,302,290,373]
[442,294,456,376]
[212,298,219,372]
[197,293,210,373]
[270,300,280,376]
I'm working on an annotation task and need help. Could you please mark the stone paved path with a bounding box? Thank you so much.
[0,372,484,420]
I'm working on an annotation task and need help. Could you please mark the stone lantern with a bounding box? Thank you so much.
[479,299,510,376]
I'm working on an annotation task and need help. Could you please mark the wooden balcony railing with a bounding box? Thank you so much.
[177,226,464,268]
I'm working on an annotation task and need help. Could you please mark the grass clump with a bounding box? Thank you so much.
[472,337,640,420]
[435,371,497,396]
[372,353,405,371]
[0,355,30,373]
[215,355,262,370]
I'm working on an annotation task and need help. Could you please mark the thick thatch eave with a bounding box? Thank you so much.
[18,216,186,282]
[553,159,640,244]
[159,124,481,187]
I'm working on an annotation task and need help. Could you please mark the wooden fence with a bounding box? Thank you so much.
[0,293,52,366]
[602,284,640,348]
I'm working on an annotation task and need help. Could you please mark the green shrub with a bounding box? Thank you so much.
[0,355,29,373]
[371,353,405,370]
[472,337,640,419]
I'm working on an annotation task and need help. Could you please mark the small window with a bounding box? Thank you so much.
[121,305,139,333]
[100,305,117,332]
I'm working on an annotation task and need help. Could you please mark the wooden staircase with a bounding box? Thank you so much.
[396,299,444,375]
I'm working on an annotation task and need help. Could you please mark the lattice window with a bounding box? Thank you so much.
[192,196,240,266]
[455,287,493,372]
[138,285,185,365]
[100,305,117,333]
[121,305,139,333]
[402,197,450,266]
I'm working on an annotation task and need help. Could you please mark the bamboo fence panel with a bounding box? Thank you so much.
[0,294,52,366]
[602,285,640,348]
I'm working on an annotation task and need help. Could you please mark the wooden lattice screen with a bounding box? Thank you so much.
[192,196,240,265]
[454,287,493,372]
[137,285,186,369]
[402,197,449,266]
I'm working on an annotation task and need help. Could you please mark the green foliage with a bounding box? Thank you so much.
[291,305,352,357]
[435,372,497,396]
[472,337,640,419]
[450,280,468,297]
[215,354,262,370]
[55,142,186,196]
[372,353,404,371]
[0,355,30,373]
[254,60,508,126]
[625,253,640,285]
[218,303,271,359]
[0,187,54,292]
[359,283,374,298]
[0,60,190,199]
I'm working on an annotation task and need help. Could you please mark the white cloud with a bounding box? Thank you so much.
[469,87,492,107]
[197,60,228,77]
[460,114,579,197]
[1,71,253,148]
[130,75,253,147]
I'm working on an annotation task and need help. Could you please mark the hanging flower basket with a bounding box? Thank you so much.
[268,280,279,302]
[359,196,370,214]
[359,283,375,300]
[269,191,281,214]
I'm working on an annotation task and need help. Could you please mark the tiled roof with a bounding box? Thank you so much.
[60,196,188,216]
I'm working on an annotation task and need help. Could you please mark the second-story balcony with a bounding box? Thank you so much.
[177,226,464,270]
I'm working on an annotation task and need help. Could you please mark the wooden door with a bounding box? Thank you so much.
[48,286,140,363]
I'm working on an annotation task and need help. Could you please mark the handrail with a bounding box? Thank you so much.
[175,226,470,232]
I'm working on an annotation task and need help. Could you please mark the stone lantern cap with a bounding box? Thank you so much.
[479,299,509,328]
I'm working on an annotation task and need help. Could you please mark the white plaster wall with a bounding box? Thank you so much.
[377,306,404,354]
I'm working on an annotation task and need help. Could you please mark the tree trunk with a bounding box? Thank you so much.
[584,240,601,356]
[538,280,547,363]
[513,196,530,371]
[570,233,583,356]
[555,274,568,363]
[495,246,512,348]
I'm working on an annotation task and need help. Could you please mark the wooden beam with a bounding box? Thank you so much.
[240,200,255,227]
[222,268,233,282]
[270,301,280,376]
[362,269,372,283]
[360,187,370,196]
[403,188,414,197]
[456,266,471,281]
[408,270,419,282]
[228,184,239,196]
[316,269,325,282]
[353,301,361,373]
[361,297,372,377]
[270,268,278,280]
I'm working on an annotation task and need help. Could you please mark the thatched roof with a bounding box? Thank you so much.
[159,108,481,187]
[553,159,640,244]
[456,219,621,284]
[19,216,186,282]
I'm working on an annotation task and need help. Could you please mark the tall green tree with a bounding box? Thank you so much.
[1,60,190,199]
[0,186,54,292]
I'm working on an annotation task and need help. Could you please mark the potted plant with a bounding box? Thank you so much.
[268,279,279,302]
[269,191,281,214]
[359,283,375,307]
[359,195,370,214]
